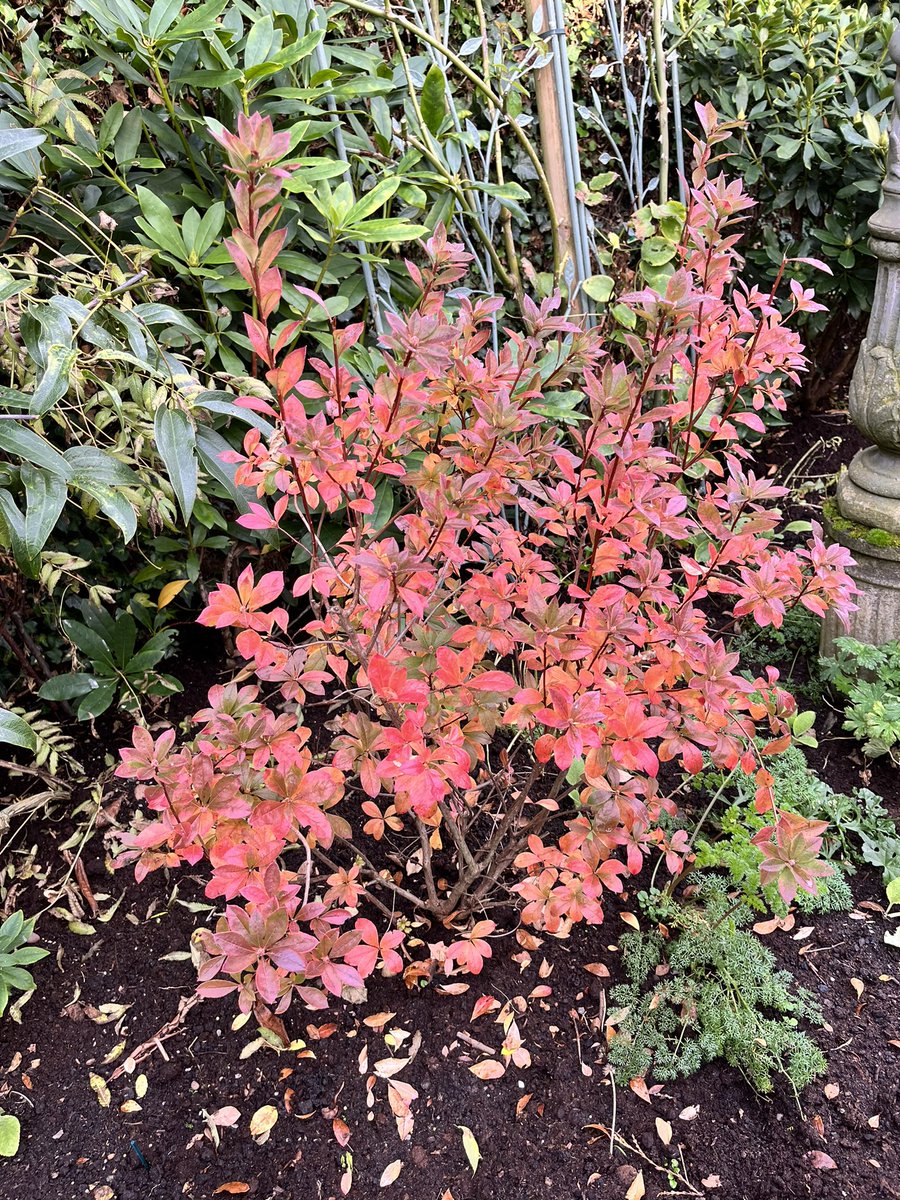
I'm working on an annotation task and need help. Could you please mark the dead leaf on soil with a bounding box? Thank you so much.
[374,1057,410,1079]
[678,1105,700,1121]
[823,1083,840,1100]
[628,1076,652,1103]
[584,963,610,978]
[88,1073,110,1108]
[471,995,499,1020]
[458,1125,482,1174]
[807,1151,837,1170]
[363,1011,396,1030]
[379,1160,403,1187]
[332,1118,351,1146]
[213,1186,251,1196]
[625,1168,645,1199]
[850,977,864,999]
[620,912,640,930]
[469,1060,505,1080]
[249,1104,278,1143]
[436,983,470,996]
[655,1117,672,1146]
[208,1106,241,1128]
[701,1176,721,1190]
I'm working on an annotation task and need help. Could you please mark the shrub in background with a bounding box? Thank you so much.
[673,0,895,405]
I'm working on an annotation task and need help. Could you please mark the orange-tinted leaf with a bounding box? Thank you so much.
[213,1186,251,1196]
[363,1012,396,1030]
[471,995,499,1020]
[332,1118,351,1146]
[629,1076,651,1103]
[469,1060,505,1080]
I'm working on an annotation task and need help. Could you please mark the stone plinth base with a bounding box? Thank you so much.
[820,520,900,655]
[837,452,900,535]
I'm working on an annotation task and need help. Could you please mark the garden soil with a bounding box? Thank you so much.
[1,408,898,1200]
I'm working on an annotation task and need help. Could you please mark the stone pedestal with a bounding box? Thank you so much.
[821,515,900,653]
[821,24,900,651]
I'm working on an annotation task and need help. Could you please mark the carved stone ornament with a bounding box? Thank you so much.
[837,28,900,535]
[823,23,900,648]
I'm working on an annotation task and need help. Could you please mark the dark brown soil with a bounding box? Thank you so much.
[1,407,899,1200]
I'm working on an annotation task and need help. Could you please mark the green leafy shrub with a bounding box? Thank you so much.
[672,0,894,403]
[0,911,47,1017]
[822,636,900,766]
[729,603,825,705]
[693,742,900,905]
[608,875,826,1095]
[38,598,181,721]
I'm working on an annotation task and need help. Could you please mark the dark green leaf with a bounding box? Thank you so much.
[420,64,447,136]
[154,407,198,522]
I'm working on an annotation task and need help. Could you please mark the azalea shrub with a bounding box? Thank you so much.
[115,106,856,1017]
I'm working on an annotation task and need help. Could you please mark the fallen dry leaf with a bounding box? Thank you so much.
[88,1073,110,1108]
[823,1083,840,1100]
[868,1114,880,1129]
[436,983,470,996]
[374,1057,409,1080]
[209,1106,241,1128]
[807,1151,837,1170]
[379,1159,403,1187]
[752,916,781,936]
[584,963,610,978]
[249,1104,278,1143]
[625,1168,645,1200]
[850,977,865,999]
[332,1118,351,1146]
[469,1059,505,1081]
[213,1186,251,1196]
[516,1093,532,1117]
[655,1117,673,1146]
[363,1011,396,1030]
[471,996,499,1020]
[628,1076,652,1103]
[620,912,640,930]
[678,1105,700,1121]
[701,1176,721,1190]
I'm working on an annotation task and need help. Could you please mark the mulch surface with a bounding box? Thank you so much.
[1,407,899,1200]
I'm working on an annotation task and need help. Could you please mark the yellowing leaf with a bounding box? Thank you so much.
[379,1159,403,1187]
[655,1117,672,1146]
[457,1125,481,1174]
[850,977,864,999]
[625,1168,645,1200]
[119,1100,142,1113]
[134,1073,148,1099]
[89,1073,110,1108]
[249,1104,278,1142]
[157,578,189,608]
[469,1059,505,1080]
